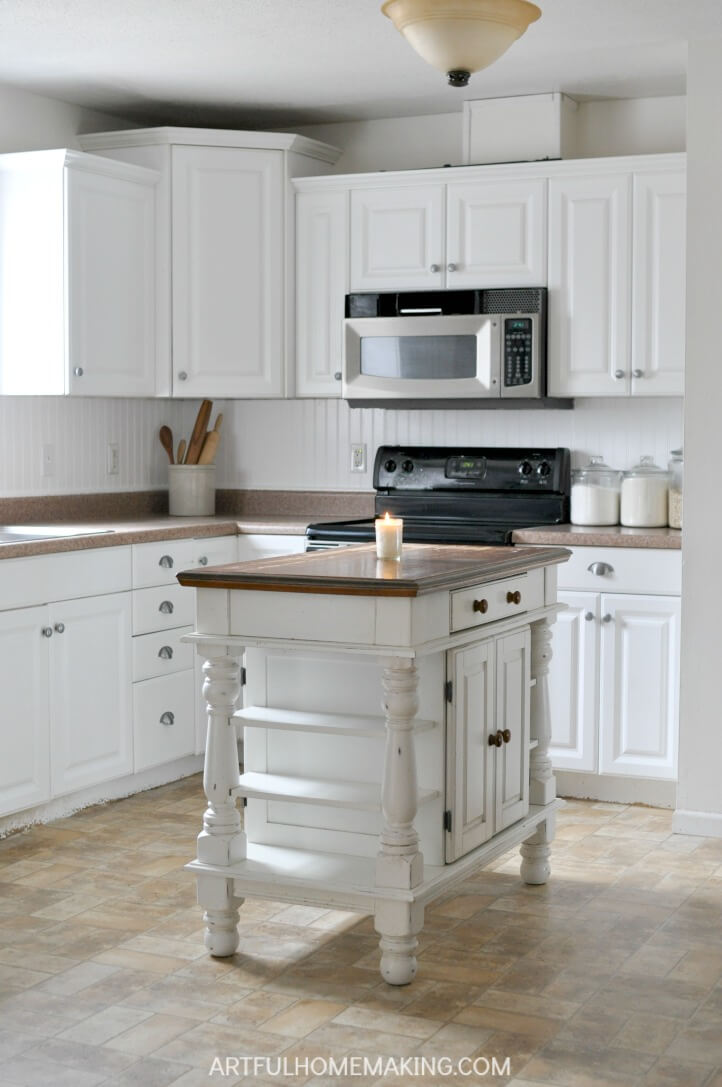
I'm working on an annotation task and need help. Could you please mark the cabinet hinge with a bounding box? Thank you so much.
[444,680,453,703]
[240,666,247,686]
[443,810,452,833]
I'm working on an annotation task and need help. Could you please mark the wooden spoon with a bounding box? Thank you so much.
[176,438,186,464]
[159,425,175,464]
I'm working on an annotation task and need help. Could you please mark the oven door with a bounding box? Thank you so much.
[343,314,501,401]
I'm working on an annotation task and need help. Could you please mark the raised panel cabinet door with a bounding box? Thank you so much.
[631,168,686,397]
[599,593,680,780]
[66,164,157,397]
[49,592,133,796]
[445,639,495,862]
[350,185,444,290]
[296,189,348,397]
[0,606,51,816]
[548,591,599,773]
[548,173,632,397]
[171,146,284,397]
[494,628,531,832]
[446,178,547,287]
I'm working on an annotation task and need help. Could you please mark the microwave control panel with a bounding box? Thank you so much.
[503,317,533,387]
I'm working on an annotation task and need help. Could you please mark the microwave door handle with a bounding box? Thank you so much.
[398,307,443,315]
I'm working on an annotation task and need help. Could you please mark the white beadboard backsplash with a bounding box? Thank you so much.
[0,396,683,497]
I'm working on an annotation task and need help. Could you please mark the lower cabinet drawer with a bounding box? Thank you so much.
[132,626,194,682]
[133,584,194,635]
[450,569,544,633]
[133,671,196,771]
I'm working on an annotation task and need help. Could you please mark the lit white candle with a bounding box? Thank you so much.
[375,511,403,560]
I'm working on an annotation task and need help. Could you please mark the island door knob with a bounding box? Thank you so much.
[473,598,489,613]
[54,623,65,634]
[501,728,511,743]
[488,730,504,747]
[614,369,625,379]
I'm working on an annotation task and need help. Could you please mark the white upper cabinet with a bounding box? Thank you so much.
[0,150,158,397]
[295,189,348,397]
[631,169,686,396]
[446,178,547,288]
[548,155,686,399]
[548,172,632,398]
[349,176,546,292]
[171,146,284,398]
[350,185,444,290]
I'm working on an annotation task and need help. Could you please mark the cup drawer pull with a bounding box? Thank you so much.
[159,711,175,726]
[159,600,174,614]
[158,645,174,660]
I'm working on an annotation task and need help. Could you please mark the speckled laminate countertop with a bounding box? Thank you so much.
[512,524,682,549]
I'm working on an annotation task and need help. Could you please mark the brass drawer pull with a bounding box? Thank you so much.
[506,590,522,605]
[488,730,504,747]
[473,598,489,614]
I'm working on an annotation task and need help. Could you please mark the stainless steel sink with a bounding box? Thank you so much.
[0,526,115,544]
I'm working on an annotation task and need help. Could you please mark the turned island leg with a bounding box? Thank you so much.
[523,618,557,886]
[196,646,245,957]
[374,657,424,985]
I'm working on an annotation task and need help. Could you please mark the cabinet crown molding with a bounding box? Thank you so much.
[79,126,341,164]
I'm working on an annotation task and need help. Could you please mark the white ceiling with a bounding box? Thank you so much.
[1,0,721,128]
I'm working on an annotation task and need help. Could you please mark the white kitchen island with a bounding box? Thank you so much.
[178,542,569,985]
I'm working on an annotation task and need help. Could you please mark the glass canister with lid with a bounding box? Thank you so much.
[620,455,671,527]
[570,456,622,526]
[668,448,683,529]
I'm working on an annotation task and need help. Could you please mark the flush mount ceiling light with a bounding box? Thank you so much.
[381,0,542,87]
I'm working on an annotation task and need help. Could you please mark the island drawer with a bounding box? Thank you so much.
[133,671,196,771]
[132,584,195,634]
[450,569,544,633]
[132,626,194,682]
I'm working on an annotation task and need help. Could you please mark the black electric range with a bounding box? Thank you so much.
[306,445,571,550]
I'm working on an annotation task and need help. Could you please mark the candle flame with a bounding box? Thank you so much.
[384,511,390,522]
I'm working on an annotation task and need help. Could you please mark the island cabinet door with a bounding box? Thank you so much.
[494,629,531,833]
[445,639,495,863]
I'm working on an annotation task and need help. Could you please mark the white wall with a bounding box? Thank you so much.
[675,39,722,838]
[0,81,132,154]
[293,96,685,173]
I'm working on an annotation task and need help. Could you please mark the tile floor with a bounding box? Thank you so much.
[0,777,720,1086]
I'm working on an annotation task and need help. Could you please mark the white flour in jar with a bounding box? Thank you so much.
[620,476,668,526]
[668,488,682,529]
[571,483,619,525]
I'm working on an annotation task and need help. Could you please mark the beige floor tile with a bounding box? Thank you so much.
[333,1004,443,1039]
[609,1013,682,1056]
[257,998,348,1038]
[208,988,296,1027]
[641,1056,717,1087]
[57,1004,153,1045]
[104,1011,194,1056]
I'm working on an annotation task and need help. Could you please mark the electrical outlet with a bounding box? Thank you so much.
[107,442,120,475]
[350,443,367,473]
[41,444,55,477]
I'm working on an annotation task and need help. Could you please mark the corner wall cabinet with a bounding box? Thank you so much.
[0,150,158,397]
[79,128,340,398]
[547,546,681,798]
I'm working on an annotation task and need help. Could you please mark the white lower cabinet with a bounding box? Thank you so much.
[445,628,530,862]
[133,671,196,771]
[0,606,51,816]
[549,547,681,784]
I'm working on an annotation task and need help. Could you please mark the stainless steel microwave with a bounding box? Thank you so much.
[343,288,547,405]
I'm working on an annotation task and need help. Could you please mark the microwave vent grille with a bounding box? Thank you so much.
[481,288,544,314]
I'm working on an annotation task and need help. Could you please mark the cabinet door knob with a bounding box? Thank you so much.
[488,730,504,747]
[54,623,65,634]
[501,728,511,743]
[159,711,175,726]
[602,613,613,623]
[158,645,173,660]
[159,554,174,569]
[198,556,208,566]
[430,263,440,273]
[41,627,53,638]
[447,262,457,273]
[632,369,644,378]
[178,372,188,381]
[587,561,613,576]
[473,598,489,613]
[614,369,625,379]
[506,590,522,605]
[584,611,595,621]
[73,367,84,377]
[334,372,342,381]
[159,600,174,614]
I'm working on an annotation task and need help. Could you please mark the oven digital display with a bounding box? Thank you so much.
[445,456,487,480]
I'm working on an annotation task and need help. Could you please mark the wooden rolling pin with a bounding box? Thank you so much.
[198,412,223,465]
[184,400,212,464]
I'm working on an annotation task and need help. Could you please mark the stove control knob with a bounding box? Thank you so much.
[536,460,551,477]
[384,459,397,473]
[518,460,533,477]
[402,459,414,473]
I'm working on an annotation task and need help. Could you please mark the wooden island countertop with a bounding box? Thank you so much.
[176,542,571,598]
